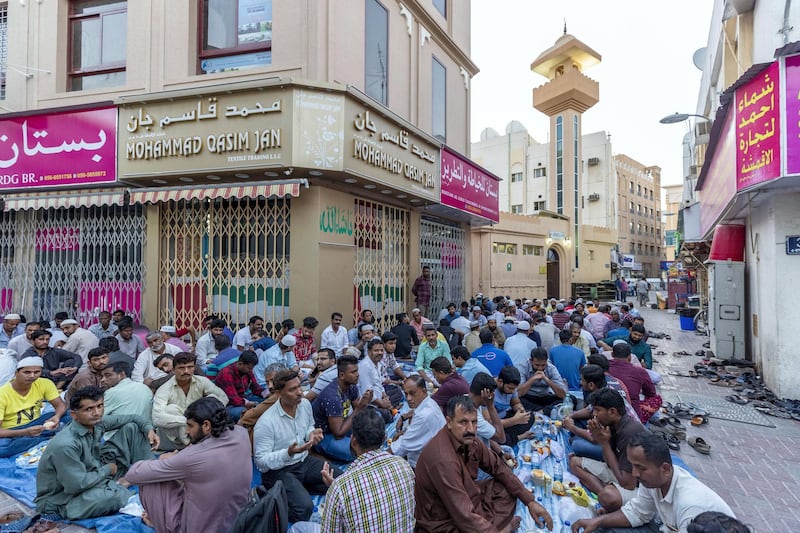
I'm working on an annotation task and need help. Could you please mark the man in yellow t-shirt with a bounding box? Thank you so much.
[0,356,67,457]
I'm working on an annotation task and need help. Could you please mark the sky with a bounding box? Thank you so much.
[470,1,714,186]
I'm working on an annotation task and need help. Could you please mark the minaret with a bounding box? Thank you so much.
[531,29,601,270]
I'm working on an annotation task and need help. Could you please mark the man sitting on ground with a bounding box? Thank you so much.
[254,369,340,522]
[452,345,491,386]
[493,366,534,446]
[126,397,252,533]
[322,409,415,532]
[568,388,648,512]
[504,320,537,379]
[600,324,654,370]
[430,356,470,415]
[132,332,181,386]
[390,375,446,468]
[152,352,228,449]
[415,325,453,386]
[100,360,153,438]
[607,343,662,425]
[59,319,99,365]
[549,329,587,392]
[35,386,158,521]
[21,329,81,389]
[65,347,109,402]
[471,329,515,377]
[254,335,298,388]
[8,321,39,359]
[115,320,145,361]
[205,335,241,378]
[573,432,735,533]
[238,362,283,452]
[214,350,266,422]
[195,318,227,371]
[357,338,398,422]
[415,396,552,532]
[305,347,341,402]
[516,347,567,413]
[312,355,372,462]
[0,357,67,457]
[233,315,264,351]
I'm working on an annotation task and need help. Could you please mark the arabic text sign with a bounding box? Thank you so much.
[0,107,116,190]
[735,62,781,190]
[785,55,800,176]
[118,89,289,178]
[440,146,499,223]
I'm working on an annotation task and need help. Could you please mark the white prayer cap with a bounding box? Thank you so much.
[3,314,20,321]
[517,321,531,331]
[280,335,297,347]
[17,356,43,369]
[61,319,79,326]
[160,325,177,334]
[612,339,628,346]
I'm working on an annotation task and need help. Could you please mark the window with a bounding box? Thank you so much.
[432,56,446,142]
[629,180,634,193]
[432,0,446,17]
[629,221,634,234]
[637,184,642,196]
[533,167,546,178]
[69,1,127,91]
[629,201,634,213]
[0,4,6,99]
[510,172,523,183]
[364,0,388,103]
[492,242,517,254]
[533,201,546,211]
[523,245,543,256]
[200,0,273,75]
[511,204,523,214]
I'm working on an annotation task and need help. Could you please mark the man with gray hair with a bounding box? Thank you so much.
[0,313,23,349]
[131,331,181,386]
[60,319,100,365]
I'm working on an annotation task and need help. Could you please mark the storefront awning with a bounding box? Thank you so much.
[129,179,307,204]
[2,188,127,211]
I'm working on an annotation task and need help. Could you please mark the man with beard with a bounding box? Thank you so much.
[389,375,445,468]
[132,332,182,386]
[254,370,340,522]
[389,313,419,360]
[60,319,100,365]
[414,396,552,532]
[600,324,653,369]
[126,397,252,533]
[66,347,110,402]
[305,347,342,402]
[21,329,81,389]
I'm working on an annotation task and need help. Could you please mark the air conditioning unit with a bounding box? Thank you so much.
[588,193,600,201]
[588,157,600,166]
[689,165,699,177]
[695,122,711,145]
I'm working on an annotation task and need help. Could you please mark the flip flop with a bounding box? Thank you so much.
[659,432,681,450]
[665,416,684,429]
[725,394,749,405]
[691,415,708,426]
[688,437,711,455]
[764,408,793,419]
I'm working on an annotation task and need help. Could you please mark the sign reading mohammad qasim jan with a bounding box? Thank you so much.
[343,101,440,200]
[117,89,291,178]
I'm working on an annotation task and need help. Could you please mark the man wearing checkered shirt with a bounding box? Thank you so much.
[320,408,415,533]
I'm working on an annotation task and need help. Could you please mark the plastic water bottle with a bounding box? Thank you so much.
[558,397,573,420]
[553,460,563,482]
[533,420,544,441]
[562,520,571,533]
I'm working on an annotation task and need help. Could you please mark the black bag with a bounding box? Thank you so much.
[230,481,289,533]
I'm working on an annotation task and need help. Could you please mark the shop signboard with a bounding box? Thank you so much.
[735,62,781,190]
[344,101,440,200]
[784,54,800,176]
[0,107,117,190]
[117,88,290,178]
[440,146,499,223]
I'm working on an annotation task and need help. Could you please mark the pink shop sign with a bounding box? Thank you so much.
[0,107,117,190]
[78,282,142,326]
[784,54,800,176]
[735,62,781,190]
[441,146,500,223]
[35,227,80,251]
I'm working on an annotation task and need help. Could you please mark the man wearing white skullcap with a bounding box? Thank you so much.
[0,356,67,457]
[0,313,23,350]
[60,319,100,366]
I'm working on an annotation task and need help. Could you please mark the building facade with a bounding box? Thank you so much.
[677,0,800,397]
[662,184,682,263]
[615,155,663,278]
[0,1,494,332]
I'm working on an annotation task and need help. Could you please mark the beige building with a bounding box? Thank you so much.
[615,155,663,278]
[0,1,488,332]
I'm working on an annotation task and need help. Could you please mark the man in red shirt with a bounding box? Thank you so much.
[292,317,319,377]
[214,351,266,422]
[430,356,469,415]
[607,342,661,424]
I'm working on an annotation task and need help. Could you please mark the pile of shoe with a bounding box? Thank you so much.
[650,402,712,454]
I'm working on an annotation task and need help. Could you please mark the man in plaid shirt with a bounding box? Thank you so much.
[292,316,319,377]
[411,265,432,318]
[213,351,266,422]
[321,408,415,532]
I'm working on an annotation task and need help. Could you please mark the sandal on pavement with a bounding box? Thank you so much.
[665,416,684,429]
[688,437,711,455]
[659,432,681,450]
[725,394,749,405]
[22,519,61,533]
[691,415,709,426]
[764,408,793,419]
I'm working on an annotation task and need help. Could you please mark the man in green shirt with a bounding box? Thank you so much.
[100,360,153,439]
[415,326,453,386]
[35,385,159,521]
[599,324,653,369]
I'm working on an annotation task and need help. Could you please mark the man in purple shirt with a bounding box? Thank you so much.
[608,343,661,424]
[430,356,470,415]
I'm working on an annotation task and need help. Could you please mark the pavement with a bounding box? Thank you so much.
[2,301,798,532]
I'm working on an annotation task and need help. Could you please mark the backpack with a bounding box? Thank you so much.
[231,481,289,533]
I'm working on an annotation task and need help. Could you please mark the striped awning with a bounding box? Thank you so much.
[2,188,127,211]
[129,180,304,204]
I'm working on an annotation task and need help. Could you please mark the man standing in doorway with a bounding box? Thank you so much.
[411,265,432,319]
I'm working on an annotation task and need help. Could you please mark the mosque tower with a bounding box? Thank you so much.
[531,27,601,271]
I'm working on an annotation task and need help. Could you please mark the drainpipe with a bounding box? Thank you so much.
[783,0,794,44]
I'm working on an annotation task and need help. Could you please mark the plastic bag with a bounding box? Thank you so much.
[558,496,594,524]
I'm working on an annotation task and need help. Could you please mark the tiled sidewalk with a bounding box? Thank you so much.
[640,303,800,532]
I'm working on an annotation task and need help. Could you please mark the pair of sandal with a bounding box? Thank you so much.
[0,513,59,533]
[688,436,711,455]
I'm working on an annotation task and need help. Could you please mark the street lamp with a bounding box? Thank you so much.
[659,112,712,124]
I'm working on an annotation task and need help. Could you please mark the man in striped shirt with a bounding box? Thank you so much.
[321,408,415,532]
